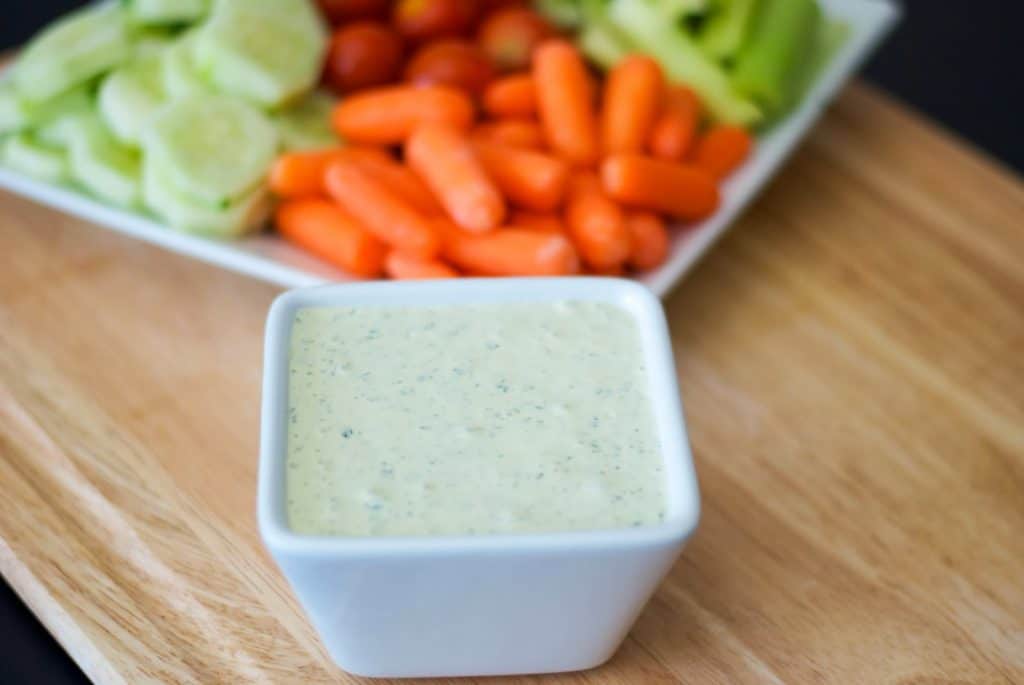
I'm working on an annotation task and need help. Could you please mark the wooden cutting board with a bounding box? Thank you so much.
[1,83,1022,684]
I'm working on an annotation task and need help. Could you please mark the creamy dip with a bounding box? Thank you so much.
[285,300,666,537]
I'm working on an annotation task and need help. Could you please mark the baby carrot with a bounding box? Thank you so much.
[564,172,631,270]
[331,85,475,145]
[275,198,386,277]
[438,223,580,276]
[625,211,670,271]
[648,86,701,161]
[275,146,441,214]
[472,119,545,149]
[324,159,440,257]
[352,154,445,217]
[509,209,565,234]
[384,251,459,280]
[338,146,395,166]
[406,123,506,233]
[269,148,342,198]
[533,40,599,166]
[482,74,537,118]
[692,125,753,178]
[269,146,393,198]
[602,55,663,155]
[601,154,719,221]
[472,139,570,212]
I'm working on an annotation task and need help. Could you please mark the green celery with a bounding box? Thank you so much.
[730,0,822,118]
[659,0,714,19]
[534,0,582,29]
[578,22,631,69]
[698,0,760,62]
[608,0,761,125]
[576,0,632,68]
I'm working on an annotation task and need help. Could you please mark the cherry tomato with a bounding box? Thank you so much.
[324,21,404,93]
[477,7,555,72]
[317,0,390,24]
[479,0,526,10]
[405,40,496,96]
[393,0,478,42]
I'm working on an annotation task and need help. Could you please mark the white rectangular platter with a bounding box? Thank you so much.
[0,0,898,298]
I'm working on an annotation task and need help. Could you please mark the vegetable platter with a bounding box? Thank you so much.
[0,0,898,297]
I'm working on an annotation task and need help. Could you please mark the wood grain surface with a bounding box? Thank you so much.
[1,83,1022,684]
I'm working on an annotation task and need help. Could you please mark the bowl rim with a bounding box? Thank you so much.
[258,277,701,557]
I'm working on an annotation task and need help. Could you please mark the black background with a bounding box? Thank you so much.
[1,3,1021,684]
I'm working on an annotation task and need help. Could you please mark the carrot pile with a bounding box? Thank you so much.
[271,35,753,280]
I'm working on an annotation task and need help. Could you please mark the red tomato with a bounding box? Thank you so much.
[405,40,496,96]
[478,0,526,10]
[477,7,555,72]
[393,0,478,42]
[317,0,390,23]
[324,22,404,93]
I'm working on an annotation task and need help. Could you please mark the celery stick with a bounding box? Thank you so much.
[698,0,760,62]
[576,0,631,68]
[660,0,713,19]
[609,0,761,125]
[578,23,631,70]
[535,0,582,29]
[730,0,822,117]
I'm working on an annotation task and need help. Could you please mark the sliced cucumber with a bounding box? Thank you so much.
[130,0,208,26]
[0,82,29,135]
[3,133,68,183]
[14,3,134,102]
[142,95,277,207]
[193,0,328,108]
[161,34,215,98]
[0,82,92,138]
[66,115,142,207]
[98,52,167,144]
[132,30,177,58]
[36,109,95,149]
[28,84,94,126]
[272,91,340,151]
[143,159,270,237]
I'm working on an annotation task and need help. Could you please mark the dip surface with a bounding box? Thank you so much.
[286,300,666,536]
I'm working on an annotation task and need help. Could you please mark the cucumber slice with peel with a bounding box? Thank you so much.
[272,91,340,151]
[132,30,176,58]
[0,82,92,138]
[131,0,208,26]
[13,3,134,102]
[193,0,328,108]
[3,134,68,183]
[98,52,167,144]
[142,95,277,207]
[0,83,29,135]
[37,109,94,149]
[67,115,142,207]
[143,160,270,237]
[161,35,215,98]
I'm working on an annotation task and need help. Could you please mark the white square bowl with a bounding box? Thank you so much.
[258,277,700,678]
